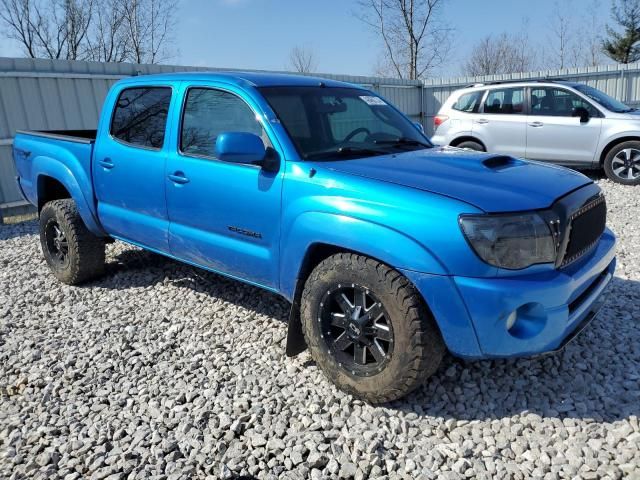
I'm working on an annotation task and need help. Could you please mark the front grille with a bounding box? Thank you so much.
[561,195,607,267]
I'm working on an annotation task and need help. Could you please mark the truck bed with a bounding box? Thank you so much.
[13,128,102,234]
[16,129,98,143]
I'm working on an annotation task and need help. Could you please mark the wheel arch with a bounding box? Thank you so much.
[284,239,446,357]
[599,135,640,165]
[32,157,106,237]
[450,135,487,150]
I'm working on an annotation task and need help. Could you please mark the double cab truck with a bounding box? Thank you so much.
[13,72,616,402]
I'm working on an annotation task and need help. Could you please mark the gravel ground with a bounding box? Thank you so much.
[1,179,639,480]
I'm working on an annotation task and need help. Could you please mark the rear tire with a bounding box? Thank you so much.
[603,141,640,185]
[300,253,445,403]
[455,140,485,152]
[39,199,106,285]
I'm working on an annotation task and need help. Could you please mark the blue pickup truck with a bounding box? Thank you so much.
[13,72,616,402]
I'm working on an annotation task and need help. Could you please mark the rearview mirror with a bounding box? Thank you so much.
[572,106,590,123]
[214,132,280,173]
[413,121,425,133]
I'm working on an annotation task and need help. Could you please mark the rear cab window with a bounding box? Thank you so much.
[452,90,484,113]
[110,87,172,149]
[483,87,525,114]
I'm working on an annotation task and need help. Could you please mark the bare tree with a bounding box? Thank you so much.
[120,0,176,64]
[546,0,576,69]
[0,0,94,59]
[85,0,129,62]
[0,0,177,63]
[463,31,535,76]
[355,0,453,79]
[288,46,317,73]
[579,0,605,66]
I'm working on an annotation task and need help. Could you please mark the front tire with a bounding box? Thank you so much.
[39,199,106,285]
[603,141,640,185]
[300,253,445,403]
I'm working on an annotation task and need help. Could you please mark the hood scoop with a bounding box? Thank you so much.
[482,155,521,170]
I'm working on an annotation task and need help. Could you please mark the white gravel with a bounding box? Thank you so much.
[1,178,639,480]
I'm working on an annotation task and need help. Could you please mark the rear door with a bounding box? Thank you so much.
[93,84,176,252]
[525,86,603,164]
[471,86,527,157]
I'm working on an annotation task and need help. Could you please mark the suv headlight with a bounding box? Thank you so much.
[459,213,556,270]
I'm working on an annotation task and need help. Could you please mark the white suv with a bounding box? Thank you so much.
[431,80,640,185]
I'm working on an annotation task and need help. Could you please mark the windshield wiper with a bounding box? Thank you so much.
[304,146,389,160]
[373,137,431,148]
[618,107,637,113]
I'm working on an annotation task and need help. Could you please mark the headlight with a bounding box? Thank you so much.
[459,213,556,270]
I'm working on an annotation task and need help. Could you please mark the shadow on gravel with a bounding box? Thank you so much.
[96,247,290,324]
[0,220,38,242]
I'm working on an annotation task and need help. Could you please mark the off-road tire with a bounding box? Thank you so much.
[300,253,445,403]
[39,199,105,285]
[455,140,485,152]
[603,140,640,185]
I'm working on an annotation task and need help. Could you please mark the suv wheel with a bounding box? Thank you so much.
[604,141,640,185]
[39,199,106,285]
[455,140,484,152]
[300,253,445,403]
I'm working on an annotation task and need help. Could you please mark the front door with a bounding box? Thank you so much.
[525,86,603,164]
[472,86,527,157]
[93,85,175,252]
[165,84,283,289]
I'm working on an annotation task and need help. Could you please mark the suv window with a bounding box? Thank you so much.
[483,88,525,114]
[531,87,598,117]
[111,87,172,149]
[180,88,265,157]
[452,91,484,113]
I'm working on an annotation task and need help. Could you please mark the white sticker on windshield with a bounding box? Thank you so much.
[360,95,386,106]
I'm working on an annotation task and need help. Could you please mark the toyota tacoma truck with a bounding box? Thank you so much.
[12,72,616,402]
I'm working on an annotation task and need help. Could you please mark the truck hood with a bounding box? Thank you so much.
[313,147,592,212]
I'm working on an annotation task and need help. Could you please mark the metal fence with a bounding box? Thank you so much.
[3,57,640,217]
[0,57,424,215]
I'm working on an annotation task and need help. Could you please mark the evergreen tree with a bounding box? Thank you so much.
[603,0,640,63]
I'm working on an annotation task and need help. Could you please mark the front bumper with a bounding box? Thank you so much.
[402,228,616,359]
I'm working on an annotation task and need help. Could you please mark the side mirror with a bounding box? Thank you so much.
[572,106,590,123]
[413,121,425,133]
[215,132,266,165]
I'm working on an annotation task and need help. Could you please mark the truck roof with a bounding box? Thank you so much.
[117,71,361,89]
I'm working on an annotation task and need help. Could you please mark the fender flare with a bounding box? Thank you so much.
[33,156,106,236]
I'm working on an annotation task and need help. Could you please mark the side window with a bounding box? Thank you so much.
[452,90,484,113]
[483,88,525,114]
[180,88,265,157]
[110,87,172,149]
[531,87,598,117]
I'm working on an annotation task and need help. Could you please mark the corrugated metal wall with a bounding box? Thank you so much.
[2,57,640,215]
[0,57,423,211]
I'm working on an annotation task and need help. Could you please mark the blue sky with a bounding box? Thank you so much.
[0,0,613,77]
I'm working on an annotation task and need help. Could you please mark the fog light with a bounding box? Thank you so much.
[506,303,547,339]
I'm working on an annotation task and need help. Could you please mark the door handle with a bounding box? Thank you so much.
[529,121,544,127]
[99,158,114,169]
[475,119,489,124]
[168,172,190,184]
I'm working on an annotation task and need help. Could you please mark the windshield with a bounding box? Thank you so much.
[259,86,432,160]
[573,84,634,113]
